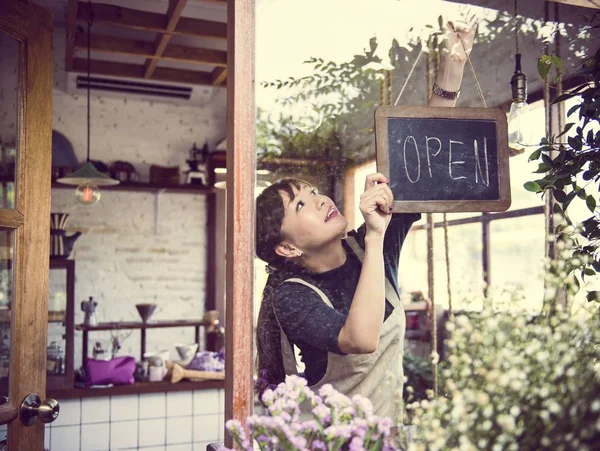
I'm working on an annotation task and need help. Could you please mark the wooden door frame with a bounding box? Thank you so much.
[0,1,53,449]
[224,0,255,446]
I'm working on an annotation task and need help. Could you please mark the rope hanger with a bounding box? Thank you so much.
[380,22,482,395]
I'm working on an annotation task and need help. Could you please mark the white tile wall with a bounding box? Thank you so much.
[82,397,110,424]
[81,423,110,451]
[139,418,166,448]
[166,416,193,445]
[45,389,223,450]
[139,393,167,420]
[54,398,81,427]
[51,424,81,451]
[167,392,193,417]
[111,395,139,422]
[110,420,138,450]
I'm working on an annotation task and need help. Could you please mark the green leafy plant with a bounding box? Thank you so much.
[524,46,600,304]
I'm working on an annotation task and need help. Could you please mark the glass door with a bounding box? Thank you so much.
[0,1,56,449]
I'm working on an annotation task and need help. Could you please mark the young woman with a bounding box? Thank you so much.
[255,22,476,422]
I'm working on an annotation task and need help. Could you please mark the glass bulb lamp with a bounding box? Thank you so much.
[75,182,101,205]
[508,53,531,152]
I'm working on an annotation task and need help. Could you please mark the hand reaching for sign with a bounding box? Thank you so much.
[441,20,478,65]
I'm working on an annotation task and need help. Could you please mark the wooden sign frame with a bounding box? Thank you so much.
[375,106,511,213]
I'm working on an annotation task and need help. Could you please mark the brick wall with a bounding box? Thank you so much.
[42,25,227,450]
[49,25,226,369]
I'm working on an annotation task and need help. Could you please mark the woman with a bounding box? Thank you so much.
[255,21,476,422]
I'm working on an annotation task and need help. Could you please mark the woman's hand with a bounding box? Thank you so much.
[359,173,393,238]
[440,20,478,65]
[429,19,478,107]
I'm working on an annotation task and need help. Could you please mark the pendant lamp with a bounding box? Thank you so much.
[507,0,531,154]
[57,2,119,205]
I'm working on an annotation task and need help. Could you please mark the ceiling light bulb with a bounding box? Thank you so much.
[75,182,101,206]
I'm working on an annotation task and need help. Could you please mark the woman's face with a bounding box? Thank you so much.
[278,183,348,254]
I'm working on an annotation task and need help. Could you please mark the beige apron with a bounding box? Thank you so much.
[274,236,406,424]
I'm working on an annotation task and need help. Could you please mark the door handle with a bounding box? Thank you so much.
[20,394,60,426]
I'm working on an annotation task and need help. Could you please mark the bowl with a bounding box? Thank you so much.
[136,303,157,322]
[174,343,199,362]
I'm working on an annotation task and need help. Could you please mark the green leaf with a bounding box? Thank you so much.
[563,191,577,211]
[584,268,596,276]
[553,189,567,202]
[557,122,575,138]
[553,203,563,214]
[528,148,542,162]
[550,55,563,71]
[552,92,575,104]
[538,55,552,80]
[524,181,542,193]
[567,103,580,117]
[534,163,551,173]
[586,291,599,303]
[586,195,596,213]
[576,188,586,199]
[541,153,554,167]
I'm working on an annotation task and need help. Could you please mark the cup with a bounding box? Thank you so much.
[148,365,167,382]
[143,350,170,367]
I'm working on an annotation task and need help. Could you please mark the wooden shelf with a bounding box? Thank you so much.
[47,379,225,399]
[76,318,212,331]
[52,181,215,195]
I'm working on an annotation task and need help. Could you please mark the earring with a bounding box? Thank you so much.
[296,251,302,257]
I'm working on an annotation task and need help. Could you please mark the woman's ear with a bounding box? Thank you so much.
[275,243,302,259]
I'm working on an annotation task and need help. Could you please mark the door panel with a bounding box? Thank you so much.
[0,1,54,449]
[0,33,18,210]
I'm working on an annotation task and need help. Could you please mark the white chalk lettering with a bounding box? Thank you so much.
[474,137,490,186]
[425,136,442,178]
[403,135,420,183]
[448,140,467,180]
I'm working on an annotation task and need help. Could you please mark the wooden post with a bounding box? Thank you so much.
[224,0,255,447]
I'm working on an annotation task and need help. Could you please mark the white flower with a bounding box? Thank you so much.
[510,406,521,417]
[592,400,600,413]
[476,392,489,405]
[483,405,493,418]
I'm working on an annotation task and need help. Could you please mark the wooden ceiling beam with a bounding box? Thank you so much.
[212,67,227,86]
[65,0,78,71]
[77,2,227,40]
[73,32,227,67]
[144,0,188,79]
[72,58,216,86]
[548,0,600,8]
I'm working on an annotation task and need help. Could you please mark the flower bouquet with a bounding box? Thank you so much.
[223,375,400,450]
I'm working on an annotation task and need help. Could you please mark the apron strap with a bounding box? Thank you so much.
[344,235,403,311]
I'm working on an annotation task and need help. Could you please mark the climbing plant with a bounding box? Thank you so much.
[524,45,600,304]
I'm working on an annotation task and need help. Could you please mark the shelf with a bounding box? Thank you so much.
[52,181,215,195]
[76,318,213,331]
[48,379,225,399]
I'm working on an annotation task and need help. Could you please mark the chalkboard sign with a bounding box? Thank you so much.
[375,106,511,213]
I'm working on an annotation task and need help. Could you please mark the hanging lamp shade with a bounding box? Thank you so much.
[57,161,120,186]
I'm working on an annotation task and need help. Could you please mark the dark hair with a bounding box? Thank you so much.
[255,179,311,395]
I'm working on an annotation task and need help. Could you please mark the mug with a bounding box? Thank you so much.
[148,365,167,382]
